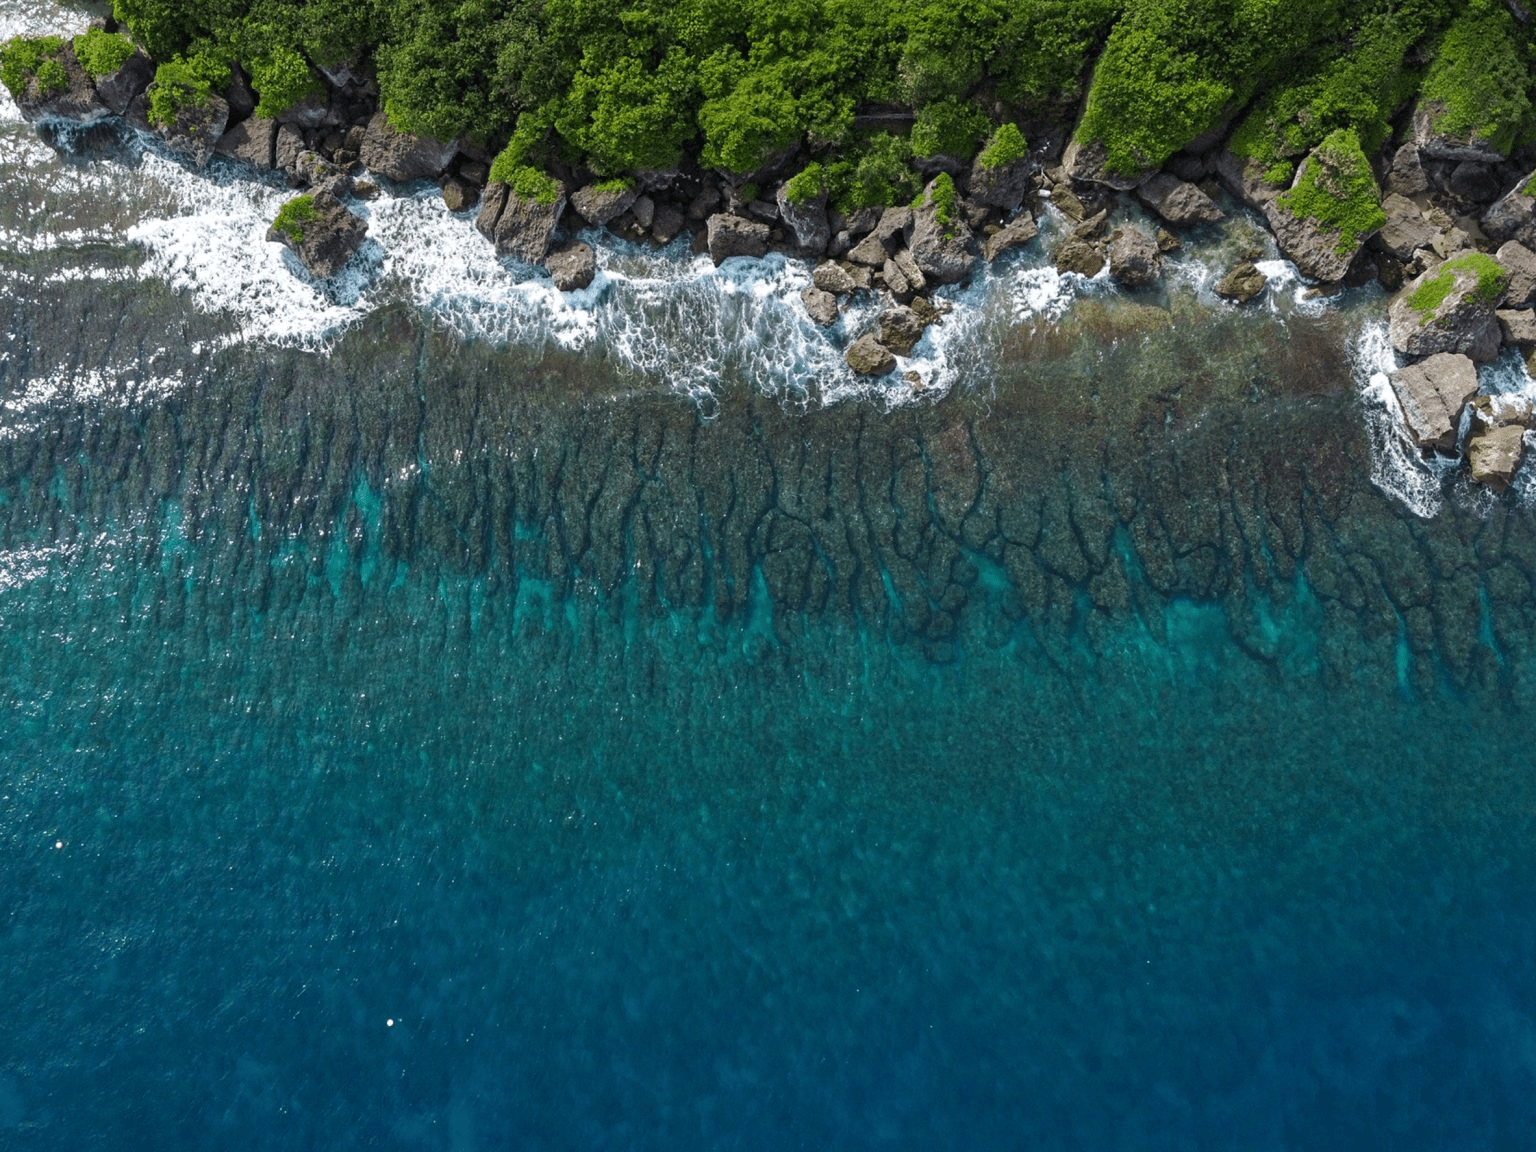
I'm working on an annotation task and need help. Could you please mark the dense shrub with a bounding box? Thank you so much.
[272,194,318,242]
[73,30,135,77]
[823,132,920,211]
[910,97,990,161]
[0,35,66,99]
[782,161,825,205]
[146,54,227,127]
[1418,0,1533,156]
[977,123,1027,170]
[249,45,321,117]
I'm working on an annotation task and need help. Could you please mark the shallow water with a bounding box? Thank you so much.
[5,7,1536,1149]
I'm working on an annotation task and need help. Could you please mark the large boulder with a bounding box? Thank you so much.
[1387,352,1479,451]
[800,286,838,327]
[1467,396,1532,491]
[776,184,831,256]
[1412,100,1506,164]
[1214,261,1266,304]
[1135,173,1223,228]
[1384,142,1429,197]
[359,110,457,182]
[705,214,769,264]
[906,178,977,285]
[1389,254,1507,361]
[1262,132,1385,282]
[1053,238,1104,278]
[546,241,596,291]
[274,123,305,172]
[1497,309,1536,348]
[1062,136,1151,191]
[1496,241,1536,308]
[968,148,1032,211]
[1108,226,1162,289]
[1482,170,1536,248]
[877,306,927,356]
[93,48,155,116]
[845,333,896,375]
[214,116,278,168]
[570,182,639,227]
[1372,194,1438,261]
[266,187,367,279]
[10,42,109,122]
[847,232,890,268]
[149,90,230,168]
[475,179,568,265]
[812,261,859,296]
[983,214,1039,262]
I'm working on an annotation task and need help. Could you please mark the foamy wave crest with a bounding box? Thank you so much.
[1354,318,1449,518]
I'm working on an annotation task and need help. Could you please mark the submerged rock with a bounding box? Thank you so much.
[1108,226,1162,289]
[705,213,769,264]
[1387,352,1479,451]
[266,187,366,279]
[1135,173,1223,228]
[845,333,896,375]
[359,110,457,182]
[546,241,596,291]
[1389,255,1506,361]
[1214,261,1267,304]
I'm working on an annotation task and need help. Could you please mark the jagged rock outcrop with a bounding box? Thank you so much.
[1108,226,1162,289]
[546,242,596,291]
[266,187,367,279]
[1387,352,1479,450]
[845,333,896,375]
[149,91,229,168]
[877,306,927,355]
[800,286,838,326]
[906,180,977,285]
[1062,136,1151,191]
[1467,395,1532,490]
[214,117,278,168]
[1213,148,1288,210]
[359,110,457,182]
[1371,194,1437,261]
[1413,100,1507,164]
[93,49,155,116]
[705,214,769,264]
[1497,308,1536,347]
[11,43,108,122]
[1262,139,1384,282]
[968,152,1032,211]
[983,214,1038,262]
[1053,238,1104,277]
[1483,171,1536,248]
[1384,142,1429,197]
[570,183,639,227]
[812,261,859,296]
[1135,173,1223,228]
[1497,241,1536,307]
[475,180,568,266]
[776,184,831,255]
[1389,257,1505,361]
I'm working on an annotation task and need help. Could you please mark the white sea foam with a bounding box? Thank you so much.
[0,363,186,442]
[1354,318,1451,519]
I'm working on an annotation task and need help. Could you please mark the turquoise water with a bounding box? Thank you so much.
[2,303,1535,1149]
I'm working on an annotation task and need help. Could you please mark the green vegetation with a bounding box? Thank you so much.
[911,97,990,160]
[1418,0,1532,157]
[507,165,561,205]
[591,178,634,193]
[146,54,227,128]
[1,35,66,99]
[977,123,1027,170]
[272,194,318,243]
[782,162,825,206]
[1408,253,1509,318]
[823,132,920,212]
[249,45,321,118]
[927,171,957,225]
[1276,128,1385,254]
[73,29,135,77]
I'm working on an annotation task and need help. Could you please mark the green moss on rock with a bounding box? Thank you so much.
[1,35,66,99]
[1277,128,1386,255]
[1419,0,1532,157]
[272,195,318,244]
[783,162,824,206]
[146,54,226,128]
[72,29,134,78]
[1409,252,1509,317]
[977,123,1027,171]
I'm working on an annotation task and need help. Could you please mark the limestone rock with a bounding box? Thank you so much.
[475,180,568,265]
[1062,136,1151,191]
[1135,173,1223,228]
[1389,258,1505,361]
[1073,209,1110,241]
[150,91,229,167]
[1468,423,1526,490]
[810,261,854,296]
[686,184,722,221]
[1413,99,1507,164]
[274,124,304,172]
[214,117,278,168]
[1373,194,1437,261]
[843,206,882,237]
[872,206,913,248]
[845,333,896,375]
[983,214,1038,262]
[776,185,830,255]
[631,195,655,230]
[1155,227,1181,252]
[1385,143,1429,197]
[291,150,346,190]
[1450,161,1501,203]
[907,179,977,285]
[224,66,257,121]
[1108,226,1162,289]
[1262,146,1383,282]
[892,250,925,295]
[1053,238,1104,277]
[1387,352,1479,450]
[877,306,927,356]
[441,177,478,212]
[359,110,457,182]
[267,187,367,279]
[882,257,912,300]
[571,182,639,227]
[968,152,1032,211]
[847,232,890,268]
[12,43,107,123]
[1213,148,1288,210]
[1497,308,1536,347]
[1049,185,1086,221]
[651,202,685,245]
[1496,241,1536,307]
[800,286,839,327]
[546,242,596,291]
[1482,170,1536,248]
[276,90,341,132]
[705,213,769,264]
[93,49,154,116]
[1214,261,1267,304]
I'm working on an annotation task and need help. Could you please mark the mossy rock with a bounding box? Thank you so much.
[1389,253,1507,361]
[1263,129,1384,282]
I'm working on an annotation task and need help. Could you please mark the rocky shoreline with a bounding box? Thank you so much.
[8,15,1536,495]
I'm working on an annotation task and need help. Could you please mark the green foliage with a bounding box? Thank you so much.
[783,162,824,205]
[928,171,957,225]
[823,131,918,212]
[1418,0,1532,157]
[73,30,135,77]
[508,165,561,205]
[249,45,321,117]
[592,177,633,193]
[1,35,66,99]
[1405,253,1506,318]
[977,123,1027,170]
[36,58,68,95]
[272,194,318,243]
[1277,128,1386,254]
[146,53,227,128]
[911,97,990,160]
[738,182,760,203]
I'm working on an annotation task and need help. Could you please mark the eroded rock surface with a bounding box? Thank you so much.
[1387,352,1479,451]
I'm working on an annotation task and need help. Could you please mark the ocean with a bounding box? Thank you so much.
[3,6,1536,1148]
